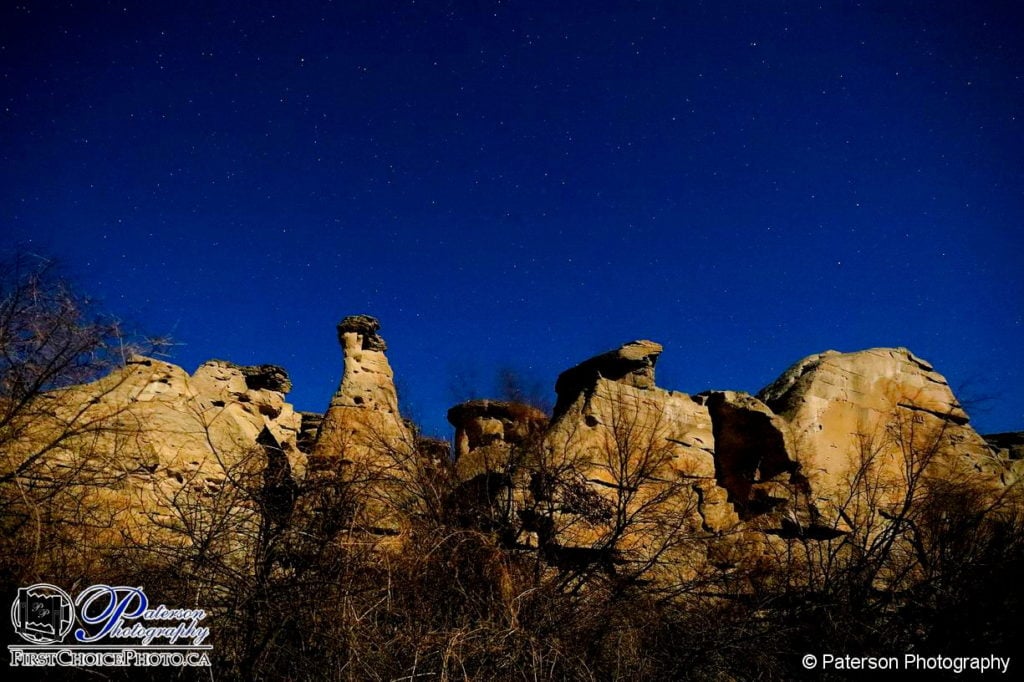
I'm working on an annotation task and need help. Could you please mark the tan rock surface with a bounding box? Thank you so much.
[310,315,416,534]
[448,399,548,480]
[542,342,736,581]
[697,391,798,516]
[757,347,1006,524]
[312,315,411,463]
[5,355,303,558]
[10,314,1017,585]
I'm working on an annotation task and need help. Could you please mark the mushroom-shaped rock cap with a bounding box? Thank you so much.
[337,314,387,351]
[553,340,663,418]
[447,399,549,457]
[338,314,381,335]
[447,399,548,428]
[241,364,292,393]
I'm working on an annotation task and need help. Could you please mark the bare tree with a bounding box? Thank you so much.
[0,253,165,590]
[745,395,1024,675]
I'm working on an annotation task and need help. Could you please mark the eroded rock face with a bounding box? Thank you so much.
[985,432,1024,483]
[757,347,1006,523]
[759,348,969,424]
[504,343,1013,578]
[12,315,1017,584]
[7,355,304,555]
[442,400,549,543]
[553,340,663,419]
[697,391,798,517]
[296,411,323,454]
[312,315,411,463]
[540,342,737,579]
[96,356,302,475]
[192,360,298,424]
[447,399,548,479]
[310,315,415,535]
[985,432,1024,461]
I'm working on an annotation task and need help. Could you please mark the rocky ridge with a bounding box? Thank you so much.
[13,316,1019,575]
[6,355,303,555]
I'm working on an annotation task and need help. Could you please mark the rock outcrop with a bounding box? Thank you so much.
[757,347,1005,522]
[985,431,1024,462]
[309,315,415,534]
[296,411,324,454]
[442,400,548,544]
[6,355,303,555]
[697,391,798,516]
[446,341,1015,579]
[552,339,664,419]
[312,315,412,465]
[448,399,548,480]
[539,342,737,578]
[9,313,1018,585]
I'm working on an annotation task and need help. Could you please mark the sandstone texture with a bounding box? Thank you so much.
[443,341,1015,579]
[440,340,733,581]
[310,315,417,534]
[985,431,1024,462]
[312,315,411,464]
[757,348,1006,524]
[696,390,797,519]
[547,344,734,531]
[441,399,549,544]
[8,314,1018,581]
[448,399,548,479]
[6,355,303,552]
[552,339,664,418]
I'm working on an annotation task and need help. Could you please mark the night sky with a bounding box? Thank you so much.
[3,1,1022,437]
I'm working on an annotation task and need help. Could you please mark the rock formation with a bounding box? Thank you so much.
[696,391,798,519]
[312,315,411,465]
[447,399,548,479]
[552,339,664,418]
[442,400,549,544]
[985,431,1024,465]
[440,341,1015,579]
[519,341,736,580]
[5,355,303,558]
[309,315,416,534]
[757,347,1006,524]
[546,340,737,536]
[7,313,1018,585]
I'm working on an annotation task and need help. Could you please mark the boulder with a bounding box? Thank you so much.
[757,347,1006,522]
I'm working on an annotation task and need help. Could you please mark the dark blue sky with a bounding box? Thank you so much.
[3,1,1022,436]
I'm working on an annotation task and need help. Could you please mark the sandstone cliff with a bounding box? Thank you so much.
[4,355,303,563]
[438,339,1016,581]
[6,316,1017,580]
